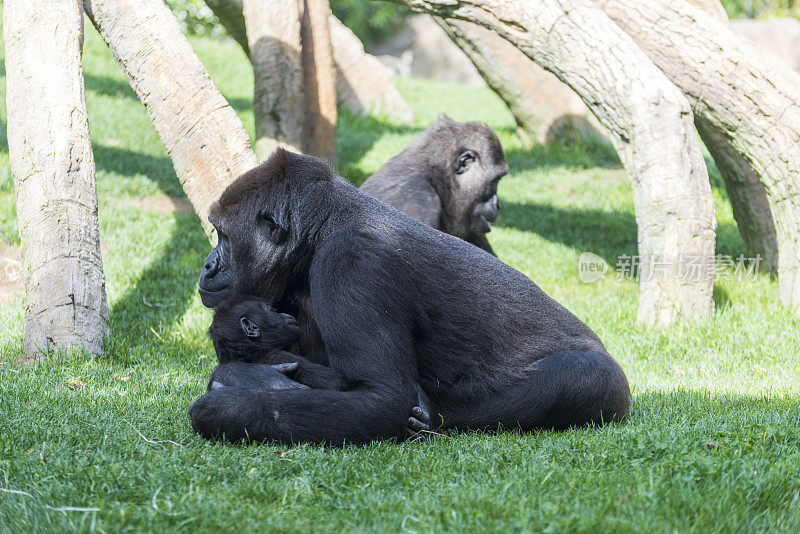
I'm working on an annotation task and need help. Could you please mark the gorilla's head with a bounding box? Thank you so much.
[208,296,300,362]
[422,117,508,235]
[198,149,335,309]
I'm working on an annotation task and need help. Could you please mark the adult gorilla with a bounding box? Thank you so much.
[191,149,630,445]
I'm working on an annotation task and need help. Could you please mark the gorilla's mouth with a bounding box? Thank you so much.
[473,194,499,232]
[198,286,230,308]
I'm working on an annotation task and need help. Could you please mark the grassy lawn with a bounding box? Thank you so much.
[1,25,800,533]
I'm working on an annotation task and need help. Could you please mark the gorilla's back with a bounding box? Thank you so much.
[354,190,607,364]
[361,162,442,230]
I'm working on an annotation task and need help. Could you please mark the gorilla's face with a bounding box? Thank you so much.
[198,203,293,308]
[198,153,313,309]
[469,185,502,234]
[450,124,508,234]
[198,225,237,308]
[208,296,300,360]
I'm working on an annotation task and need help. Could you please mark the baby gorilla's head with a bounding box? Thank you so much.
[209,296,300,363]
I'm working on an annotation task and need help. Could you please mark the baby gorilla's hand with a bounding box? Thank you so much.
[207,362,309,392]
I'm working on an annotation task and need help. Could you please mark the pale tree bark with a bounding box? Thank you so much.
[684,0,727,19]
[243,0,305,159]
[391,0,716,326]
[84,0,258,239]
[598,0,800,311]
[301,0,337,162]
[684,0,778,274]
[204,0,414,123]
[328,15,414,123]
[435,17,603,145]
[4,0,109,359]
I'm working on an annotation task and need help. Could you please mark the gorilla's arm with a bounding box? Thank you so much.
[208,362,308,391]
[189,232,420,445]
[258,350,350,390]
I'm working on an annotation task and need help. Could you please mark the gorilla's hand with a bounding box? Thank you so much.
[207,362,309,392]
[407,384,439,438]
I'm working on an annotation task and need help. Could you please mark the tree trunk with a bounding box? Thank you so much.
[84,0,258,239]
[392,0,716,326]
[4,0,109,359]
[435,17,604,145]
[684,0,727,19]
[300,0,337,162]
[328,15,414,123]
[598,0,800,312]
[203,0,414,123]
[697,110,779,275]
[243,0,305,159]
[685,0,778,274]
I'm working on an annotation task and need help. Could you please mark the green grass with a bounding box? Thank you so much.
[1,24,800,534]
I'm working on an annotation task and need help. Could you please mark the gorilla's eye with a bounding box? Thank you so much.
[240,316,261,339]
[455,150,476,174]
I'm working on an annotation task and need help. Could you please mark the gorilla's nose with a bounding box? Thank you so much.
[204,252,221,278]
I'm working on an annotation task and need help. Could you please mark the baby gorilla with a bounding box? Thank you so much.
[205,297,434,437]
[208,296,349,390]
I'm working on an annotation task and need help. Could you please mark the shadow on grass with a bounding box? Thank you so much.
[0,119,7,153]
[83,72,138,100]
[110,210,208,346]
[505,133,621,173]
[499,199,746,270]
[713,284,731,310]
[497,201,638,266]
[92,144,184,197]
[225,96,254,116]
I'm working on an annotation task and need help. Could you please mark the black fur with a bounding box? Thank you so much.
[192,149,630,445]
[205,297,433,435]
[360,116,508,255]
[206,362,308,392]
[208,297,349,390]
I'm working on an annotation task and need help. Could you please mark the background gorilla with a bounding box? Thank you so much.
[192,149,629,445]
[360,117,508,255]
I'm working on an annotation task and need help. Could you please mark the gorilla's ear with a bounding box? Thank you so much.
[259,207,278,230]
[258,208,288,244]
[240,317,261,338]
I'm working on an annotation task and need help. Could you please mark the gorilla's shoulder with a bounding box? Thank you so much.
[315,223,405,267]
